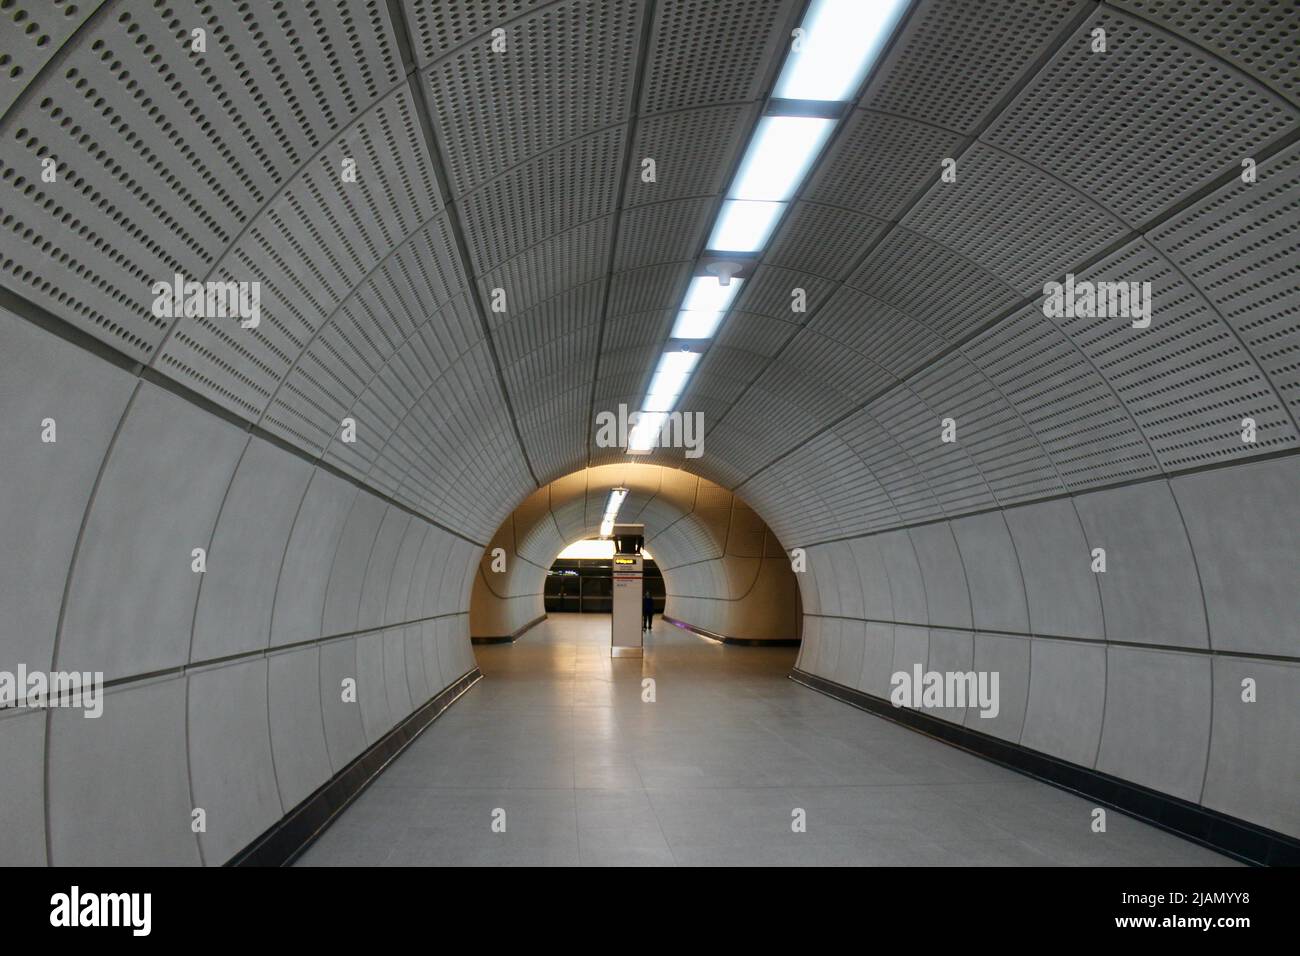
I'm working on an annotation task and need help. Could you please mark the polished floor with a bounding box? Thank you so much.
[296,614,1234,866]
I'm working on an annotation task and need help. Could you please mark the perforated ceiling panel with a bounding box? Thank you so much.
[639,0,795,115]
[1,0,1298,555]
[804,110,963,219]
[422,0,640,198]
[1053,237,1298,468]
[863,0,1087,134]
[903,142,1128,296]
[984,8,1298,226]
[1112,0,1300,106]
[1148,140,1300,419]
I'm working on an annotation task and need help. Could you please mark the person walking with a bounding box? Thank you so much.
[642,588,655,632]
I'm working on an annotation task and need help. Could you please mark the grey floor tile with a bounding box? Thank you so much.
[294,614,1236,868]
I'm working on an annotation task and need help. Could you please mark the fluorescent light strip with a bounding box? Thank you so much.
[599,487,629,537]
[630,0,905,452]
[708,199,784,253]
[643,350,699,411]
[628,412,667,453]
[774,0,909,102]
[730,116,835,202]
[706,115,835,254]
[671,275,743,339]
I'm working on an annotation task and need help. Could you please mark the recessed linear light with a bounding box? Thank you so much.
[708,199,784,254]
[643,350,700,411]
[599,486,629,537]
[730,115,836,202]
[774,0,910,103]
[670,275,744,339]
[670,309,726,340]
[628,411,668,453]
[683,274,744,312]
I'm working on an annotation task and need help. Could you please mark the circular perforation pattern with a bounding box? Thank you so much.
[425,0,639,198]
[459,124,624,273]
[1148,141,1300,416]
[479,215,612,321]
[782,326,892,407]
[612,194,713,272]
[765,201,890,281]
[805,109,964,220]
[0,0,99,122]
[911,351,1064,506]
[964,305,1161,490]
[734,263,836,320]
[985,8,1300,225]
[1054,238,1297,469]
[864,0,1082,135]
[808,285,944,379]
[848,226,1021,344]
[904,143,1129,296]
[871,383,996,516]
[1114,0,1300,106]
[404,0,545,66]
[640,0,793,115]
[625,102,752,207]
[605,261,690,317]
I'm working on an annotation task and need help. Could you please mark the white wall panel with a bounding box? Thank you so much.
[1004,500,1104,640]
[358,510,412,631]
[965,631,1030,743]
[1174,457,1300,658]
[1202,657,1300,838]
[0,310,134,678]
[267,646,332,811]
[858,623,896,698]
[193,439,313,661]
[271,471,358,647]
[47,678,199,866]
[878,531,928,624]
[321,495,388,637]
[908,524,973,629]
[59,384,246,679]
[1097,646,1211,801]
[1074,482,1207,649]
[949,512,1028,633]
[0,711,48,866]
[188,659,283,862]
[318,638,367,770]
[1020,638,1106,767]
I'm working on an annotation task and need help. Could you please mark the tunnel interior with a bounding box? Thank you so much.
[469,464,800,643]
[0,0,1297,868]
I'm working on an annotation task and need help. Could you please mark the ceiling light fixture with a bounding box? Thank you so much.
[643,350,700,409]
[627,411,668,454]
[599,487,629,538]
[624,0,909,454]
[730,115,836,201]
[774,0,910,102]
[707,199,785,253]
[670,275,744,339]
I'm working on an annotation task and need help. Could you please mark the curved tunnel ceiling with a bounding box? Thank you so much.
[0,0,1295,543]
[1,0,1298,863]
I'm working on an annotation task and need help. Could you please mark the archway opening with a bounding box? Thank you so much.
[468,464,802,646]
